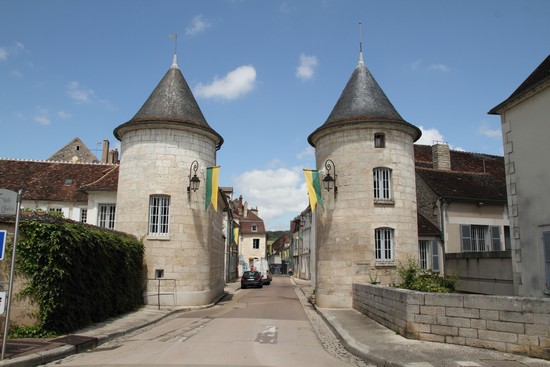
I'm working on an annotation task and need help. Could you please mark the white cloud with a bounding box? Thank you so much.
[415,126,446,146]
[478,124,501,139]
[0,47,7,61]
[10,70,22,77]
[296,53,318,80]
[296,146,315,159]
[67,81,96,103]
[195,65,256,101]
[34,108,50,125]
[185,15,211,36]
[234,167,308,230]
[429,64,450,72]
[58,110,72,119]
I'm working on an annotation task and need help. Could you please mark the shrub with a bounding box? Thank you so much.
[394,258,457,293]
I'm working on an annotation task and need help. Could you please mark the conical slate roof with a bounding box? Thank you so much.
[308,53,421,146]
[114,60,223,149]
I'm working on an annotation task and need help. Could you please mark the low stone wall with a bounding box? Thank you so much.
[353,283,550,359]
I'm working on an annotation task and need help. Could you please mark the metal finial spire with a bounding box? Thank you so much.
[169,34,178,68]
[358,21,364,66]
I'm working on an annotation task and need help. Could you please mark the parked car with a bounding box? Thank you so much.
[241,271,263,289]
[262,268,273,285]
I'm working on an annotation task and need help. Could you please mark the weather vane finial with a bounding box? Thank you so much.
[169,34,178,68]
[358,21,364,66]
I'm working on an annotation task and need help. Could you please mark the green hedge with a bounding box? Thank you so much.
[16,217,144,334]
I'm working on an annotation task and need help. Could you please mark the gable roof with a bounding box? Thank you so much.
[489,54,550,115]
[417,213,441,237]
[238,210,266,235]
[0,159,117,203]
[114,62,223,149]
[48,137,99,163]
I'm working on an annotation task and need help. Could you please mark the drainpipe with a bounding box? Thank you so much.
[439,197,449,271]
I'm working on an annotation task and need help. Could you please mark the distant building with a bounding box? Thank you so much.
[233,195,267,275]
[489,54,550,297]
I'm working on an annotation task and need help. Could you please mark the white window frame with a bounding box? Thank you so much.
[80,208,88,223]
[98,204,116,229]
[460,224,501,252]
[373,167,392,202]
[149,195,170,235]
[375,227,394,264]
[419,240,440,272]
[251,224,257,232]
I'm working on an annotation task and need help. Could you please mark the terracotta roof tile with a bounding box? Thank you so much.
[0,159,118,203]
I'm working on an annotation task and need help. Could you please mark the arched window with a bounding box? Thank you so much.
[373,167,392,201]
[149,195,170,235]
[375,227,394,261]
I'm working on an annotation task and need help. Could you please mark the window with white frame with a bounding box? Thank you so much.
[80,209,88,223]
[375,227,393,262]
[149,195,170,235]
[253,238,260,249]
[98,204,116,229]
[419,240,440,272]
[251,224,257,232]
[373,167,392,202]
[460,224,502,252]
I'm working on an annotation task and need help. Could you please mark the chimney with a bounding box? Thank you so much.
[101,140,110,164]
[239,195,243,213]
[432,142,451,171]
[244,201,248,218]
[109,149,119,164]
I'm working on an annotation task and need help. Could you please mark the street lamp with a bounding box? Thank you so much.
[323,159,337,192]
[187,160,200,193]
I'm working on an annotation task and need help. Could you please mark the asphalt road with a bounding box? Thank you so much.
[42,276,358,367]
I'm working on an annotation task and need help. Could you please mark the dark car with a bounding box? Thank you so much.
[241,270,263,289]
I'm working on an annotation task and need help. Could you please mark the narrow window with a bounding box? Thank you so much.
[253,238,260,249]
[149,195,170,235]
[80,209,88,223]
[98,204,116,229]
[373,167,392,201]
[374,133,385,148]
[375,227,393,261]
[419,240,428,269]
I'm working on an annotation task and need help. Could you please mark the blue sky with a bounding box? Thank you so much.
[1,0,548,230]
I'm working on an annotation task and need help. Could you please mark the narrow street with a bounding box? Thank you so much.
[43,276,370,367]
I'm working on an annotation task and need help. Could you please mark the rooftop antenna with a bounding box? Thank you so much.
[169,33,178,68]
[358,21,364,66]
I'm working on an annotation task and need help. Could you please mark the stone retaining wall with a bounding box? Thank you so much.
[353,283,550,359]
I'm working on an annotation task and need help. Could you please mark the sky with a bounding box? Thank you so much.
[1,1,549,231]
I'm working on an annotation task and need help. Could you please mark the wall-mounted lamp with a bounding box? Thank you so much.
[187,160,200,193]
[323,159,337,192]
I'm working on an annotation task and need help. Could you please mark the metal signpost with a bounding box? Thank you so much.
[0,189,22,360]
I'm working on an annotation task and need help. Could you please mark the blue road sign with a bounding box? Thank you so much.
[0,230,5,261]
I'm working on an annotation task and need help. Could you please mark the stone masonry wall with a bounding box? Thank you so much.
[353,283,550,359]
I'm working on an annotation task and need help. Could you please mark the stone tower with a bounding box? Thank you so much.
[308,50,421,308]
[114,56,225,306]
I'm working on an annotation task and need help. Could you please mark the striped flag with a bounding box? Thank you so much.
[205,166,220,211]
[303,169,324,212]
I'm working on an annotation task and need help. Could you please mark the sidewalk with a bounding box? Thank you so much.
[1,278,549,367]
[292,277,550,367]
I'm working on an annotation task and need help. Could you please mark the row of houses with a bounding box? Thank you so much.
[271,53,549,301]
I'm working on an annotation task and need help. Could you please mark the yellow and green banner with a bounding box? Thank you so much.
[233,227,239,244]
[205,166,220,211]
[303,169,324,212]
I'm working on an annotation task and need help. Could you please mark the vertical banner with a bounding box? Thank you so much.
[303,169,324,212]
[205,166,220,211]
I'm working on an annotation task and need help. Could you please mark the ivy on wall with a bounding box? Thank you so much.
[15,217,144,334]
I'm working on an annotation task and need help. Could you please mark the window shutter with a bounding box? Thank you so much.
[461,225,471,252]
[543,231,550,289]
[431,240,440,272]
[491,226,501,251]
